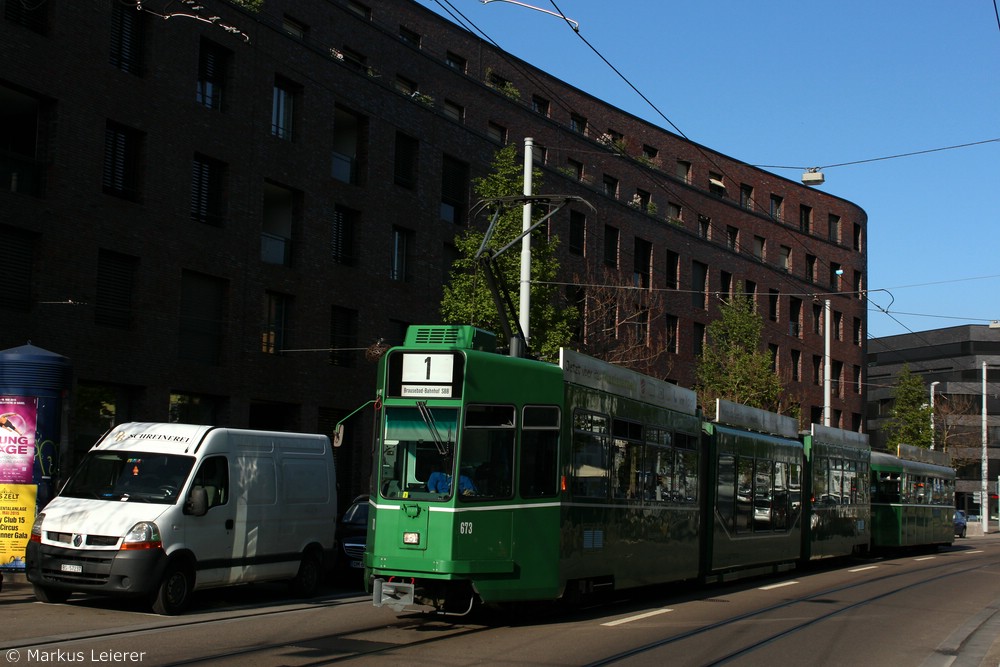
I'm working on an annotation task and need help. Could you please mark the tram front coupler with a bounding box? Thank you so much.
[373,578,415,612]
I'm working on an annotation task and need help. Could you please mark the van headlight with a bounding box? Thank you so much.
[121,521,162,551]
[29,512,45,543]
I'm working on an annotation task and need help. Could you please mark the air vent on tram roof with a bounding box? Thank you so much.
[405,325,496,352]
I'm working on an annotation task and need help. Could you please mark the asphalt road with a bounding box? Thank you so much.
[1,536,998,666]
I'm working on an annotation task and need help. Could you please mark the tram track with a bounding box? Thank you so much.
[584,553,990,666]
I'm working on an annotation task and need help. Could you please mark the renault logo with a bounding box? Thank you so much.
[73,534,83,547]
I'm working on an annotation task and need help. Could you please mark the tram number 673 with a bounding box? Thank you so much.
[459,521,473,535]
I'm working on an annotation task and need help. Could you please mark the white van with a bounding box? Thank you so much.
[25,423,337,614]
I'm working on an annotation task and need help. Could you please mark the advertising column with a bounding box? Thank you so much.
[0,344,71,575]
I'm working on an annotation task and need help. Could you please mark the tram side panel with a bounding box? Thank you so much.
[702,419,804,580]
[558,372,703,596]
[801,426,872,561]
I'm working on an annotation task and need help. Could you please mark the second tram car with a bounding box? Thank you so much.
[870,446,955,550]
[363,325,951,614]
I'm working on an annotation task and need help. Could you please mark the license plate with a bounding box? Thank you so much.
[350,560,363,569]
[60,563,83,573]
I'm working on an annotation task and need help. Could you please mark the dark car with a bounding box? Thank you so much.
[954,510,967,538]
[335,495,370,582]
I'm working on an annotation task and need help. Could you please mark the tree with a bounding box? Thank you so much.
[884,365,933,450]
[440,144,576,362]
[695,286,783,415]
[572,264,673,378]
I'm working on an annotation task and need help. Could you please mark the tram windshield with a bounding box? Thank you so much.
[379,405,459,500]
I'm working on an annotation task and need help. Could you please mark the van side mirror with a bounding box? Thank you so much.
[185,486,208,516]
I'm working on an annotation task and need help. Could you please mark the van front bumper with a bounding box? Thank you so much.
[26,541,168,596]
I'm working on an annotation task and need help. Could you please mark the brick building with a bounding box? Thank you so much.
[1,0,867,504]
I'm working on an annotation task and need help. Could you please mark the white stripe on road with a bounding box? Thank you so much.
[758,581,799,591]
[602,609,673,626]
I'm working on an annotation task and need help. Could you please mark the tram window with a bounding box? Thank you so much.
[772,461,789,530]
[379,406,459,500]
[753,460,773,531]
[735,457,754,533]
[521,405,560,498]
[717,455,735,531]
[460,404,515,501]
[611,437,641,500]
[644,442,672,503]
[789,462,802,527]
[845,459,859,504]
[677,450,698,504]
[573,411,609,499]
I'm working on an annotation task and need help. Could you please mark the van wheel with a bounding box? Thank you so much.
[151,562,193,615]
[291,550,322,598]
[33,584,71,604]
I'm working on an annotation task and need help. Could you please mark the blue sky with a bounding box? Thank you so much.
[413,0,1000,339]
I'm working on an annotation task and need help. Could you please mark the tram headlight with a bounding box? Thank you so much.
[403,531,420,545]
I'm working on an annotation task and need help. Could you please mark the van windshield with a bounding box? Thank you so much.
[62,452,196,504]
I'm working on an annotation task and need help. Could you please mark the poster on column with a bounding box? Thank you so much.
[0,483,36,568]
[0,395,37,483]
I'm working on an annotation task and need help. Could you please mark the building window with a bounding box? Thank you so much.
[692,261,708,310]
[768,289,779,322]
[830,262,843,289]
[331,205,357,265]
[0,226,34,311]
[853,317,863,346]
[443,100,464,122]
[665,250,679,290]
[394,75,417,96]
[191,153,227,226]
[721,271,732,297]
[103,120,143,201]
[853,223,862,251]
[634,188,652,212]
[110,2,144,75]
[394,132,419,189]
[179,271,226,365]
[487,121,507,144]
[399,26,421,47]
[791,349,801,382]
[330,306,358,367]
[753,235,765,261]
[446,51,466,72]
[726,226,739,251]
[262,181,298,266]
[642,144,658,162]
[709,172,726,196]
[262,292,291,354]
[800,204,812,234]
[340,46,366,71]
[391,226,412,281]
[95,249,137,329]
[570,114,587,134]
[196,40,230,110]
[634,238,651,289]
[676,160,691,183]
[698,215,711,239]
[739,184,754,211]
[603,225,619,268]
[567,158,584,181]
[780,245,792,272]
[769,194,783,221]
[806,254,817,283]
[828,214,841,243]
[532,144,547,165]
[569,210,585,256]
[333,106,365,184]
[441,154,469,224]
[693,322,706,357]
[665,314,678,354]
[789,298,802,338]
[346,1,371,19]
[667,202,682,223]
[531,95,549,116]
[283,15,308,39]
[602,174,619,199]
[271,77,299,140]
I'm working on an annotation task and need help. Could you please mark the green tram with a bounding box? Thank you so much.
[870,446,955,550]
[363,325,939,614]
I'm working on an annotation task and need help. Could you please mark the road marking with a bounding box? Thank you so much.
[602,609,673,626]
[758,581,798,590]
[966,550,983,554]
[914,556,936,561]
[849,565,879,572]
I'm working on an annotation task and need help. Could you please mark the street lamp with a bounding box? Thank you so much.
[930,381,940,450]
[983,363,990,534]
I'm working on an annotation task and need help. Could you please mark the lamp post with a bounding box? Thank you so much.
[930,381,940,450]
[480,0,580,30]
[983,362,989,534]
